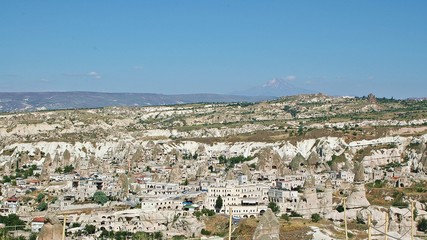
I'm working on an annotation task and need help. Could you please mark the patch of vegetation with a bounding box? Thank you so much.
[15,164,37,178]
[417,218,427,233]
[268,201,280,214]
[201,228,211,235]
[219,155,254,171]
[55,164,75,174]
[37,201,48,211]
[193,209,215,220]
[289,211,303,217]
[93,191,108,205]
[0,214,26,230]
[391,191,408,208]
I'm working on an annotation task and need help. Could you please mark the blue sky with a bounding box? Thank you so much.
[1,1,426,98]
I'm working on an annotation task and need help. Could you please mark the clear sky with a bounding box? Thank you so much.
[1,1,426,98]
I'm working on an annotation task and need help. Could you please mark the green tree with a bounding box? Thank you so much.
[84,224,96,234]
[215,196,223,212]
[193,211,203,219]
[63,164,75,173]
[93,191,108,205]
[201,228,211,235]
[0,214,25,230]
[268,201,280,214]
[182,178,189,186]
[71,222,81,228]
[336,205,344,212]
[311,213,321,222]
[418,218,427,233]
[37,201,48,211]
[133,232,150,240]
[201,208,215,216]
[2,175,12,183]
[281,214,290,221]
[29,233,38,240]
[36,193,45,203]
[153,232,163,239]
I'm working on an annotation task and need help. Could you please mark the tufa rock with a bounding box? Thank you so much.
[252,209,280,240]
[367,93,377,104]
[37,215,63,240]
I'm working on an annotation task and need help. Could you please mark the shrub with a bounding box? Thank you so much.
[336,205,344,213]
[281,214,290,221]
[391,200,408,208]
[193,211,202,219]
[201,229,211,235]
[356,215,365,224]
[290,211,302,217]
[71,222,81,228]
[311,213,321,222]
[201,208,215,216]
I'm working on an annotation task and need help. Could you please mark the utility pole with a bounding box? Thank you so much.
[385,212,389,240]
[368,213,372,240]
[343,198,348,240]
[62,215,67,240]
[411,201,415,240]
[228,207,233,240]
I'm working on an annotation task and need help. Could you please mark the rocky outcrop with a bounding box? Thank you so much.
[289,153,306,171]
[252,209,280,240]
[346,183,370,209]
[257,147,285,175]
[169,165,182,183]
[241,164,252,179]
[346,162,370,208]
[367,93,377,104]
[38,215,63,240]
[353,162,365,183]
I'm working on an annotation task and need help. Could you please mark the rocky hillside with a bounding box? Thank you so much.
[0,91,274,112]
[1,94,427,175]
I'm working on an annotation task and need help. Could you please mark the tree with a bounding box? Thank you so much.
[63,164,75,173]
[29,233,38,240]
[418,218,427,233]
[153,231,163,239]
[182,178,189,186]
[37,201,48,211]
[215,196,223,212]
[2,175,11,183]
[84,224,96,234]
[311,213,321,222]
[336,205,344,212]
[36,193,45,203]
[268,201,280,214]
[93,191,108,205]
[0,214,25,229]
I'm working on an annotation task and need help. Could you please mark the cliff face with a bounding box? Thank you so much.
[2,134,427,176]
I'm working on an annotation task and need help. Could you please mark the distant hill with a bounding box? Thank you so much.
[233,78,313,97]
[0,92,276,112]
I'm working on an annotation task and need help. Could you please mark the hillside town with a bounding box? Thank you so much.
[1,94,427,239]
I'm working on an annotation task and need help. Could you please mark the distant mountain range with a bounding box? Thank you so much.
[232,78,313,97]
[0,92,276,112]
